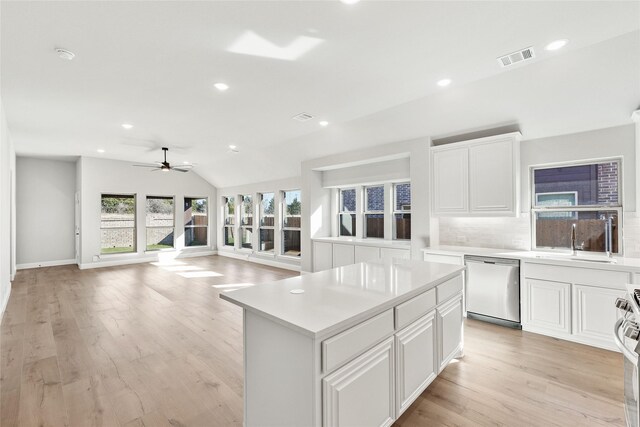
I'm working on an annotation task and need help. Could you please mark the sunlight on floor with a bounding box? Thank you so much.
[212,283,256,291]
[177,271,224,278]
[161,265,205,272]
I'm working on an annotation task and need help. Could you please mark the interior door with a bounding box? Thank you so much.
[75,192,80,264]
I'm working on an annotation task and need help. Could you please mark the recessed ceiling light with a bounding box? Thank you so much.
[55,48,75,61]
[545,39,568,51]
[437,79,452,87]
[340,0,361,4]
[121,123,133,129]
[183,161,189,164]
[229,144,237,150]
[97,149,105,153]
[319,121,329,127]
[214,83,229,92]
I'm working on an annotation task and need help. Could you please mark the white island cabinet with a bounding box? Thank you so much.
[221,259,465,427]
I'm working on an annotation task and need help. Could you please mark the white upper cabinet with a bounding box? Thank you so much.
[431,132,521,217]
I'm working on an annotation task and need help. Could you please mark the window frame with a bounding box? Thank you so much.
[392,181,411,240]
[338,188,357,237]
[281,189,301,258]
[222,196,236,248]
[239,194,254,250]
[363,184,385,239]
[258,192,275,254]
[145,195,176,251]
[100,193,137,254]
[530,158,623,254]
[184,196,209,248]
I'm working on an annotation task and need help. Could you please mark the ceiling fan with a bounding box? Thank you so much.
[132,147,193,173]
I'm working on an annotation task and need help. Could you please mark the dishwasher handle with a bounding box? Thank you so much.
[464,255,520,266]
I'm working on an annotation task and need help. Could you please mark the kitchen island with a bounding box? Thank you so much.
[221,258,465,427]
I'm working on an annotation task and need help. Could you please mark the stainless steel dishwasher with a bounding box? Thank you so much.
[464,255,521,328]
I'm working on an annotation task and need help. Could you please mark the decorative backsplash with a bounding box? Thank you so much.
[438,213,640,258]
[438,215,532,251]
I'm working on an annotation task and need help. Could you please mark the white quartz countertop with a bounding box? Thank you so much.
[220,258,464,339]
[423,245,640,273]
[312,236,411,249]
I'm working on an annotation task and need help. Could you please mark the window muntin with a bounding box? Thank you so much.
[146,196,175,251]
[259,193,275,253]
[184,197,208,247]
[531,160,621,254]
[240,195,253,249]
[223,196,235,247]
[282,190,301,257]
[339,188,356,237]
[393,182,411,240]
[100,194,136,254]
[364,185,384,238]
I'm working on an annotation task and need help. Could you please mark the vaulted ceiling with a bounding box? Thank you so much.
[2,1,639,187]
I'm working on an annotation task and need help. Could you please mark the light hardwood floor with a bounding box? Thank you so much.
[0,256,625,427]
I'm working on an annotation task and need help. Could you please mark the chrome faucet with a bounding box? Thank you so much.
[570,223,577,255]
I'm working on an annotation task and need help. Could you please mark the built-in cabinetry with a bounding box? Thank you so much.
[431,132,521,217]
[522,262,628,350]
[313,239,410,272]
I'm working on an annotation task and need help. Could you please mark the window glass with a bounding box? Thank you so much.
[260,193,275,227]
[365,186,384,212]
[146,196,174,250]
[340,189,356,212]
[283,190,301,228]
[101,194,136,254]
[394,183,411,240]
[184,197,208,247]
[223,197,235,247]
[365,185,384,238]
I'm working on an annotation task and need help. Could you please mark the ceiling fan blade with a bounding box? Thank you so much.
[172,168,190,173]
[133,164,161,168]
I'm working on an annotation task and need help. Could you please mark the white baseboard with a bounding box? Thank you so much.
[17,259,77,270]
[217,250,301,272]
[79,250,217,270]
[0,285,11,321]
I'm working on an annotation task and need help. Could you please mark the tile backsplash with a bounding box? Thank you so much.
[438,213,640,258]
[438,215,531,250]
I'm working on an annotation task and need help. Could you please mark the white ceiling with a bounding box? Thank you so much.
[2,1,639,187]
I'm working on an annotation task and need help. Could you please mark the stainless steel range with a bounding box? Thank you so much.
[615,285,640,427]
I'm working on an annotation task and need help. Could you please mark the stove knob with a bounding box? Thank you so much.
[625,325,640,341]
[616,298,633,312]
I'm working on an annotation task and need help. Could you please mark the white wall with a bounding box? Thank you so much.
[16,157,76,267]
[0,99,16,318]
[78,156,217,268]
[217,176,301,269]
[321,157,410,188]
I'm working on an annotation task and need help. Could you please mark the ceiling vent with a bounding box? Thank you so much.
[292,112,314,122]
[497,47,535,68]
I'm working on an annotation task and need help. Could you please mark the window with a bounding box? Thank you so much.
[259,193,275,253]
[364,185,384,238]
[282,190,301,257]
[532,160,621,253]
[393,182,411,240]
[146,196,174,251]
[339,188,356,237]
[100,194,136,254]
[184,197,208,247]
[240,195,253,249]
[223,196,235,247]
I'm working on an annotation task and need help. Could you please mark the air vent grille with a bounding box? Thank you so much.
[497,47,535,68]
[292,112,314,122]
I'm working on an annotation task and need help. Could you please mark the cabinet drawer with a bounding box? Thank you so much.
[524,262,629,289]
[423,253,464,265]
[437,275,464,304]
[322,309,394,374]
[395,289,436,330]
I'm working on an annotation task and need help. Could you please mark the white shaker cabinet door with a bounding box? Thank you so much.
[572,284,625,348]
[437,294,463,373]
[468,138,515,214]
[354,245,381,263]
[432,148,469,215]
[313,241,333,272]
[332,243,355,268]
[395,312,437,417]
[323,337,395,427]
[380,248,410,260]
[524,279,571,334]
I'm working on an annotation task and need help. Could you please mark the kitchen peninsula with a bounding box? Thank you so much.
[221,258,465,427]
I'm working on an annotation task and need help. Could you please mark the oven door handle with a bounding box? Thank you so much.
[615,317,639,365]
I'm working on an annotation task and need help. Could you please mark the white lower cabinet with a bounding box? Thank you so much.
[437,294,463,373]
[323,337,395,427]
[572,284,625,346]
[380,247,410,260]
[524,278,571,334]
[395,312,436,417]
[313,242,333,272]
[355,245,381,263]
[333,244,355,268]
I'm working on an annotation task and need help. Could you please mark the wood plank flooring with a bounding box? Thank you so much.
[0,256,625,426]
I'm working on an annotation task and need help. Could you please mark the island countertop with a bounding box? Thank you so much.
[220,258,465,339]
